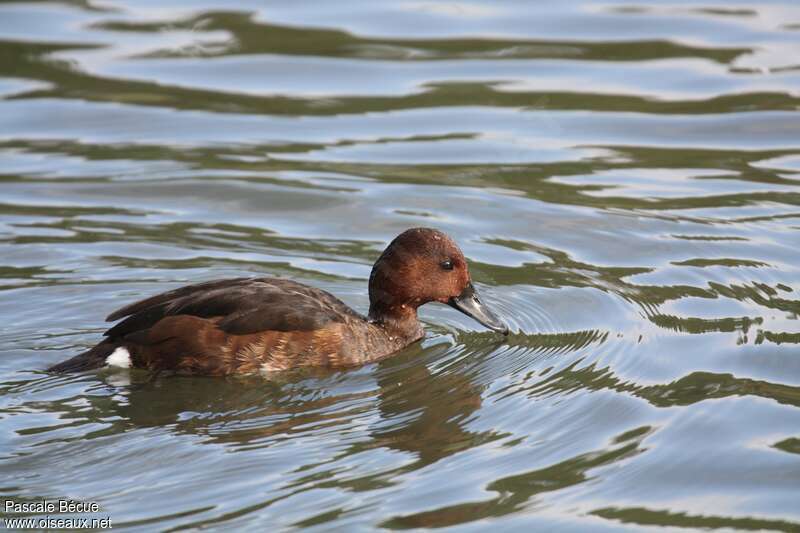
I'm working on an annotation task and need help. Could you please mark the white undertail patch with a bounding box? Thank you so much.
[105,347,131,368]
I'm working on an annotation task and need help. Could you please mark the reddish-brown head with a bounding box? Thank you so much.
[368,228,507,334]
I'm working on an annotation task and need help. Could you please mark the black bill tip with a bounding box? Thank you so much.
[448,282,509,335]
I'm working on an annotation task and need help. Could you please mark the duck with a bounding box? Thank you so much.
[48,227,508,376]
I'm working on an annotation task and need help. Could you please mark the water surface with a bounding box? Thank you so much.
[1,0,799,530]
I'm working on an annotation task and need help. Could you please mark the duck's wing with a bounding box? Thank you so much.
[104,277,361,339]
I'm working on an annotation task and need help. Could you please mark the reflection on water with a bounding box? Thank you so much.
[1,0,799,529]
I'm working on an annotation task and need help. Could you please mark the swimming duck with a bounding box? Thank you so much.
[48,228,508,375]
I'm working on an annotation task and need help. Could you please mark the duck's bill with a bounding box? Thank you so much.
[448,283,509,335]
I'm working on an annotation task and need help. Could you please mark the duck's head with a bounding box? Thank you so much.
[368,227,508,335]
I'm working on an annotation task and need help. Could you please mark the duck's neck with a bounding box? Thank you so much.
[368,303,423,340]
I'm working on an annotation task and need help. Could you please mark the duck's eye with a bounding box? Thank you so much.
[440,259,454,271]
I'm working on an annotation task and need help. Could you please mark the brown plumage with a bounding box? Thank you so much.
[48,228,508,376]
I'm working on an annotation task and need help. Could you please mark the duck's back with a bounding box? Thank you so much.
[51,277,380,375]
[106,277,362,337]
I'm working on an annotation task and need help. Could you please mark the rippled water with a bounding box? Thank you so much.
[1,0,799,530]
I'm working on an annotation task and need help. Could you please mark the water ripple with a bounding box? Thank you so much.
[1,0,800,530]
